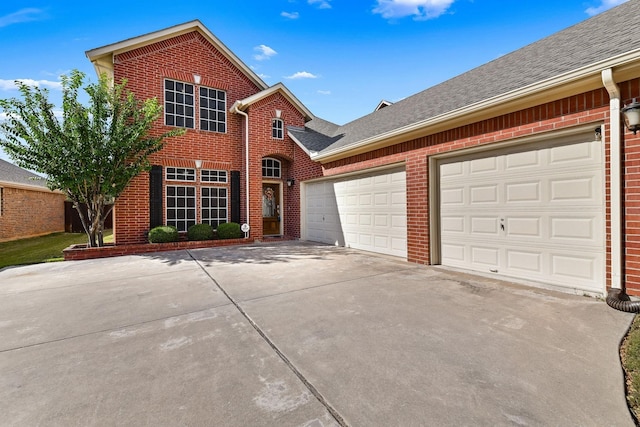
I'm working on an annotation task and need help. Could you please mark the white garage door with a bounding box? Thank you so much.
[304,167,407,258]
[439,135,604,293]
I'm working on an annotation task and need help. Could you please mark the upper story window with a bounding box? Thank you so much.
[164,79,194,129]
[200,169,228,183]
[200,87,226,133]
[272,118,283,139]
[166,167,196,182]
[262,158,281,178]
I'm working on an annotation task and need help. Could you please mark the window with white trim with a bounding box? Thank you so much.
[164,79,194,129]
[272,118,283,139]
[200,169,227,183]
[166,167,196,182]
[201,187,228,228]
[199,87,226,133]
[262,158,281,178]
[166,185,196,232]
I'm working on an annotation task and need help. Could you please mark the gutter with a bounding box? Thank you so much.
[602,69,640,312]
[230,101,251,238]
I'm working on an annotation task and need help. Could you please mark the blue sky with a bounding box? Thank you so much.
[0,0,629,161]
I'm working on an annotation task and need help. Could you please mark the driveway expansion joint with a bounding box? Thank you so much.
[0,304,233,354]
[187,249,349,427]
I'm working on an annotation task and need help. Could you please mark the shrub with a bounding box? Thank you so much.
[148,225,179,243]
[216,222,243,239]
[188,223,214,241]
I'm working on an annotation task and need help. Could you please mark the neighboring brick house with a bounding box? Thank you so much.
[87,1,640,297]
[0,159,65,242]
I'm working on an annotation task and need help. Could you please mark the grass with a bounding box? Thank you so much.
[622,315,640,423]
[0,230,113,269]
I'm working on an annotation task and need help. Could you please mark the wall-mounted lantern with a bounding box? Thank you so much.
[622,98,640,134]
[286,178,295,187]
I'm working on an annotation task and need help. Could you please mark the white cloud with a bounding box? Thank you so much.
[585,0,628,16]
[372,0,455,20]
[317,90,331,95]
[308,0,332,9]
[258,73,271,79]
[0,8,46,28]
[281,11,300,19]
[285,71,319,79]
[0,78,62,91]
[253,44,277,61]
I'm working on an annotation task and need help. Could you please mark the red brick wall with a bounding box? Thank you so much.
[243,93,320,239]
[111,31,316,244]
[0,186,65,242]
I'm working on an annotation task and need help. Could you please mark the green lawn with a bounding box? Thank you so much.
[0,230,113,269]
[622,315,640,423]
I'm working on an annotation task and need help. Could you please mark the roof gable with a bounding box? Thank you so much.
[231,82,314,121]
[86,20,267,91]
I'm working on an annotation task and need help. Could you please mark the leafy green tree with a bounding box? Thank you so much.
[0,70,183,247]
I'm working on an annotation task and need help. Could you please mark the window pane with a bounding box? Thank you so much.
[165,80,174,90]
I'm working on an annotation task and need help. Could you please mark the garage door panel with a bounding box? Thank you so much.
[506,182,540,202]
[549,141,598,164]
[470,217,499,234]
[470,157,499,174]
[305,167,407,258]
[506,250,542,273]
[471,246,499,266]
[442,187,465,205]
[506,150,542,169]
[470,185,499,204]
[439,137,604,293]
[549,176,598,202]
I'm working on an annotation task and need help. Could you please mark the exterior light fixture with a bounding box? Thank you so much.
[622,98,640,134]
[194,160,203,169]
[286,178,295,187]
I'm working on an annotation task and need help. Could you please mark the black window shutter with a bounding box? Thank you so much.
[231,170,240,224]
[149,165,163,228]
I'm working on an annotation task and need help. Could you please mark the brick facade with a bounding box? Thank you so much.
[110,30,320,245]
[0,186,65,242]
[92,21,640,296]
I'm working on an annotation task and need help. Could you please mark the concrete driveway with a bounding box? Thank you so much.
[0,241,635,426]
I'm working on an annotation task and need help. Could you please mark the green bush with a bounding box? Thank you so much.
[188,223,214,241]
[148,225,179,243]
[216,222,243,239]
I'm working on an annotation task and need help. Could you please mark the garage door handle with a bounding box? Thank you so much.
[500,219,505,231]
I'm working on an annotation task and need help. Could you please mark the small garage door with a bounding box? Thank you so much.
[304,167,407,258]
[438,135,604,293]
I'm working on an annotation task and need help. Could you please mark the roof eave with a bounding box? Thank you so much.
[313,50,640,164]
[0,180,63,194]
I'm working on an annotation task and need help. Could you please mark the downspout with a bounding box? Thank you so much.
[231,102,250,237]
[602,69,640,311]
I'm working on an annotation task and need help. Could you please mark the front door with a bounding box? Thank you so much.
[262,183,280,236]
